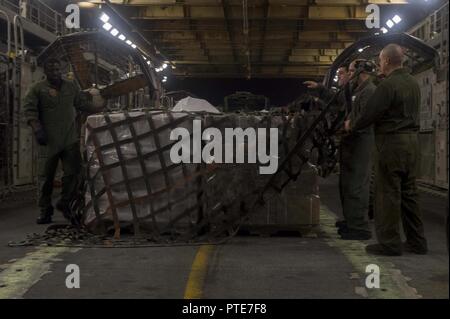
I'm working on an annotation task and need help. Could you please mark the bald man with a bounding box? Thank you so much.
[347,44,428,256]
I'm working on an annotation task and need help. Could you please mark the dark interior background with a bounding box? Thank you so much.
[164,78,309,107]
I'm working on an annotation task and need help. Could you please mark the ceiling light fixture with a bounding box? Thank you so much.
[100,13,109,23]
[102,23,112,31]
[392,15,402,24]
[386,19,395,28]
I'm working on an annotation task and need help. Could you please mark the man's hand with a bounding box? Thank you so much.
[303,81,319,89]
[29,120,48,146]
[344,119,351,132]
[87,88,106,112]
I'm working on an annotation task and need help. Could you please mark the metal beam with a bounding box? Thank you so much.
[114,0,408,6]
[156,41,353,48]
[221,0,241,74]
[130,4,407,20]
[171,60,335,66]
[257,0,269,75]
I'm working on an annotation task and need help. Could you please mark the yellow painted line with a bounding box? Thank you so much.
[320,205,421,299]
[0,246,78,299]
[184,245,214,299]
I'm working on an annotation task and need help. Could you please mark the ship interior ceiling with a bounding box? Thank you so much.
[122,0,444,103]
[0,0,449,301]
[2,0,448,100]
[9,0,445,104]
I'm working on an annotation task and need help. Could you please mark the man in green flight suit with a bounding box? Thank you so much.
[303,64,353,233]
[346,44,428,256]
[304,61,376,240]
[336,59,377,240]
[23,58,105,224]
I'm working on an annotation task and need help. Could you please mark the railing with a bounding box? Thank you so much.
[409,2,449,66]
[0,0,67,35]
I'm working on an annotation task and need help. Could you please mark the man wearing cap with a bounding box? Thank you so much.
[23,58,105,224]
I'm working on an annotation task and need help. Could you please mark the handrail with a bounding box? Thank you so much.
[13,14,24,63]
[0,9,11,57]
[0,9,12,192]
[1,0,66,35]
[1,9,11,141]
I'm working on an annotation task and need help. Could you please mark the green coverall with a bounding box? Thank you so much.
[23,79,93,216]
[352,68,428,253]
[340,78,376,234]
[316,81,374,233]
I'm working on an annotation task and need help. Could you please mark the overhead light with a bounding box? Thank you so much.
[171,65,176,69]
[155,68,162,72]
[381,27,388,34]
[118,34,126,41]
[110,28,119,36]
[102,23,112,31]
[100,13,109,23]
[147,61,151,65]
[392,15,402,24]
[358,48,364,52]
[386,19,394,28]
[126,40,132,45]
[142,56,147,60]
[374,32,380,35]
[162,63,168,69]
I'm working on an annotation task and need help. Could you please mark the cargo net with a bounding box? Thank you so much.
[10,103,338,247]
[80,106,336,242]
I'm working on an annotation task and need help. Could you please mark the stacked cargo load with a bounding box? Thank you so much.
[83,109,332,241]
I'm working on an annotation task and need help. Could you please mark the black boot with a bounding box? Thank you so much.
[365,244,402,256]
[56,199,72,221]
[337,224,349,235]
[335,220,347,229]
[340,228,372,240]
[37,209,53,224]
[403,242,428,255]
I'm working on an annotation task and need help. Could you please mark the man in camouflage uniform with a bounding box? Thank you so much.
[347,44,428,256]
[23,58,104,224]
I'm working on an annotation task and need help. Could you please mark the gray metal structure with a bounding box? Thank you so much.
[409,2,449,190]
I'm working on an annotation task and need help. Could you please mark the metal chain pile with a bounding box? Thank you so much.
[8,224,225,248]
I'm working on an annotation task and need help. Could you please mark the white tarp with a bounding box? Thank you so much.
[172,96,221,114]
